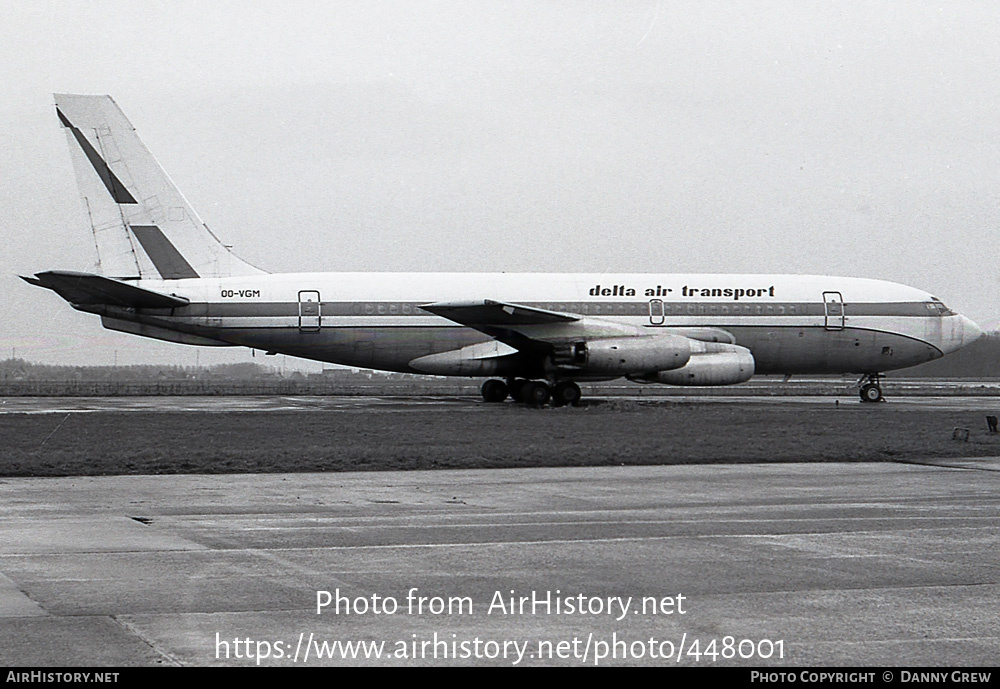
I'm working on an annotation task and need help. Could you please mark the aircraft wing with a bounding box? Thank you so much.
[21,270,190,309]
[419,300,578,326]
[419,299,582,352]
[421,299,738,352]
[417,299,751,383]
[420,300,736,343]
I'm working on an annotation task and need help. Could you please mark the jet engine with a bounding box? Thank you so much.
[631,341,755,386]
[552,335,691,376]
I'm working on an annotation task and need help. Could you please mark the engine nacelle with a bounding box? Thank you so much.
[557,335,691,376]
[643,343,755,386]
[409,340,520,375]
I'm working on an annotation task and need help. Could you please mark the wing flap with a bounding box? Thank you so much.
[22,271,189,309]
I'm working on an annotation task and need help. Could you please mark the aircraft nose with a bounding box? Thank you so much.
[961,315,983,347]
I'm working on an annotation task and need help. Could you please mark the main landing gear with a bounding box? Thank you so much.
[480,379,509,403]
[859,373,884,403]
[479,379,582,407]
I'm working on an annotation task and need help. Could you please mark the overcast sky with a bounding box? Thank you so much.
[2,1,999,368]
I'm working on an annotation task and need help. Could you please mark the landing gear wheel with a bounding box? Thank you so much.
[508,379,529,403]
[551,382,582,407]
[522,381,551,407]
[481,379,509,403]
[860,383,883,403]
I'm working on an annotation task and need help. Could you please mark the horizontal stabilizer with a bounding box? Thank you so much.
[22,271,189,309]
[420,300,579,326]
[101,316,232,346]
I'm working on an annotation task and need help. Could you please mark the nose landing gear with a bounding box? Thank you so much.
[859,373,884,403]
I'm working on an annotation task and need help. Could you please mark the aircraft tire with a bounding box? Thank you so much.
[860,383,883,403]
[523,381,550,407]
[551,382,582,407]
[481,379,509,403]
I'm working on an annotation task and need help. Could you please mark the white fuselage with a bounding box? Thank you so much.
[90,272,981,379]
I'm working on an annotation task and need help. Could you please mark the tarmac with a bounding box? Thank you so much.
[3,392,1000,414]
[1,459,999,666]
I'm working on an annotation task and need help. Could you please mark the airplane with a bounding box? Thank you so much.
[23,94,983,406]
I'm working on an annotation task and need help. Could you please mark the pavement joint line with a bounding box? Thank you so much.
[189,516,1000,529]
[242,547,357,591]
[2,522,997,558]
[894,458,1000,472]
[131,502,998,520]
[804,636,1000,643]
[125,504,978,519]
[111,615,182,666]
[137,528,1000,551]
[0,570,50,617]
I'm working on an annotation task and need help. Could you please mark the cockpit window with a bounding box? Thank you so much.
[926,298,956,316]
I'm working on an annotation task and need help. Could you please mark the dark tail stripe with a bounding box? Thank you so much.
[56,108,138,205]
[130,225,200,279]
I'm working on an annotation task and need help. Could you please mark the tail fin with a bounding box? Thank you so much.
[54,94,265,280]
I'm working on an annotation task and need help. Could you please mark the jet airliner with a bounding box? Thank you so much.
[23,94,983,405]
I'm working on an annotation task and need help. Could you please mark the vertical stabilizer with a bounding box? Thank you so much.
[54,94,265,279]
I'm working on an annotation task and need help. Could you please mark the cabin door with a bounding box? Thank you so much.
[823,291,844,331]
[648,299,665,325]
[298,290,321,332]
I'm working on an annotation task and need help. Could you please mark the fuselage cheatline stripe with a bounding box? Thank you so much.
[159,301,952,319]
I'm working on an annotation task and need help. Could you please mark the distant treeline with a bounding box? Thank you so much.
[0,360,416,383]
[890,331,1000,378]
[0,359,466,396]
[0,360,285,382]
